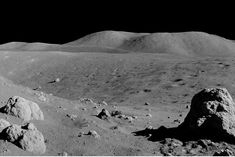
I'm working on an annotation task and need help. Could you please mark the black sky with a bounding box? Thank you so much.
[0,2,234,44]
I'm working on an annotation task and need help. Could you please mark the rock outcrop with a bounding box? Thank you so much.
[179,88,235,140]
[1,96,44,121]
[2,123,46,154]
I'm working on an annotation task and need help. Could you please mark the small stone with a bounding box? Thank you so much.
[144,102,150,106]
[66,114,77,120]
[101,101,108,106]
[55,78,60,82]
[87,130,100,138]
[146,113,152,117]
[81,108,87,111]
[132,116,138,119]
[173,119,180,123]
[78,132,84,137]
[80,98,94,104]
[125,116,133,122]
[146,125,153,130]
[111,110,122,117]
[60,152,68,156]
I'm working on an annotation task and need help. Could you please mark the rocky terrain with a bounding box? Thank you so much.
[1,31,235,155]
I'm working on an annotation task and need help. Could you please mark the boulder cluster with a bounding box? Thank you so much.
[0,96,46,154]
[2,122,46,154]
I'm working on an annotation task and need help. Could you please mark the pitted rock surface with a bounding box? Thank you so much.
[1,96,44,121]
[2,123,46,154]
[180,88,235,140]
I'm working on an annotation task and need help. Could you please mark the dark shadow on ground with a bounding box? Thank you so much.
[133,126,235,144]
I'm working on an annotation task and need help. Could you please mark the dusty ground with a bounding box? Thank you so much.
[1,31,235,155]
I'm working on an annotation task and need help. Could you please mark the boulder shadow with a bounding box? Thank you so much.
[133,125,235,144]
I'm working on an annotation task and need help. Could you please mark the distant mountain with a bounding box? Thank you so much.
[1,31,235,56]
[65,31,235,56]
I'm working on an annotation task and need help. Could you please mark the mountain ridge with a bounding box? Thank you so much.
[1,31,235,56]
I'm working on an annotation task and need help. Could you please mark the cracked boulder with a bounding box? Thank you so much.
[1,96,44,121]
[2,123,46,154]
[179,88,235,140]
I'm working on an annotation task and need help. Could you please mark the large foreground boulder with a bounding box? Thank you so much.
[1,96,44,121]
[2,123,46,154]
[179,88,235,140]
[0,119,11,132]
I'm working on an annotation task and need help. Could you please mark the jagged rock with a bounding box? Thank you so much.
[0,119,10,132]
[2,123,46,154]
[1,96,44,121]
[97,109,111,120]
[179,88,235,140]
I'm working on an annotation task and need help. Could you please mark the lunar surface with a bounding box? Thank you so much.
[1,31,235,155]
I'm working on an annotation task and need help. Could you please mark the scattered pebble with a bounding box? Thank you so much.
[111,110,123,117]
[132,116,138,119]
[66,114,77,120]
[81,108,87,111]
[55,78,60,82]
[146,113,152,117]
[60,152,68,156]
[78,132,85,137]
[145,125,153,130]
[87,130,100,138]
[144,102,150,106]
[101,101,108,106]
[173,119,180,123]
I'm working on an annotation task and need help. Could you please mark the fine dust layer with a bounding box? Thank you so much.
[2,31,235,155]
